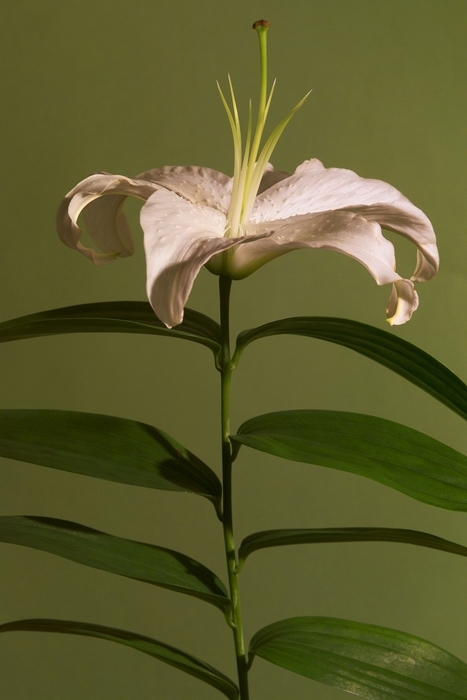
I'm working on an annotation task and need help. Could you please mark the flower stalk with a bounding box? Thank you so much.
[218,275,249,699]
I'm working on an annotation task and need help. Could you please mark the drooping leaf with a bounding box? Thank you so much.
[238,527,467,569]
[233,317,467,422]
[0,618,238,699]
[232,410,467,510]
[249,616,467,699]
[0,409,221,514]
[0,516,230,614]
[0,302,221,354]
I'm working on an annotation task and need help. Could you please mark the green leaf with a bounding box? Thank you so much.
[233,317,467,422]
[0,409,221,513]
[0,301,221,354]
[232,410,467,511]
[0,618,238,699]
[238,527,467,569]
[249,617,467,699]
[0,516,230,614]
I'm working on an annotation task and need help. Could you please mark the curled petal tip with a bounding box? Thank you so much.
[386,280,419,326]
[56,173,158,265]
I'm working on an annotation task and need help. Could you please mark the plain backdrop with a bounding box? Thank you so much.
[1,1,467,698]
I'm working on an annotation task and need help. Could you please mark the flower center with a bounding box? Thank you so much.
[217,20,310,239]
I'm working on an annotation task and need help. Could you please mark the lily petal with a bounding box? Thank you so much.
[81,195,135,257]
[231,211,398,283]
[252,159,438,282]
[141,189,235,327]
[257,163,290,194]
[137,166,232,213]
[57,173,158,264]
[228,209,420,324]
[343,203,438,282]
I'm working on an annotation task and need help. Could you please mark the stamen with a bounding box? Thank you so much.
[228,101,252,236]
[242,90,312,223]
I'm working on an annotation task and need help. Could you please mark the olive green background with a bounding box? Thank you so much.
[1,1,466,698]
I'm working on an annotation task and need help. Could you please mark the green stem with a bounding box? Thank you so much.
[218,275,249,700]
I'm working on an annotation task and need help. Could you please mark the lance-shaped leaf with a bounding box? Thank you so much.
[249,617,467,699]
[0,409,221,514]
[238,527,467,570]
[233,317,467,422]
[0,301,221,354]
[0,618,238,699]
[0,516,230,614]
[232,411,467,511]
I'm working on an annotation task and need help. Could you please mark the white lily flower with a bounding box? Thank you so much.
[57,21,438,329]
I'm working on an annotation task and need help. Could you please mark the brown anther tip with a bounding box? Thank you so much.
[252,19,270,30]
